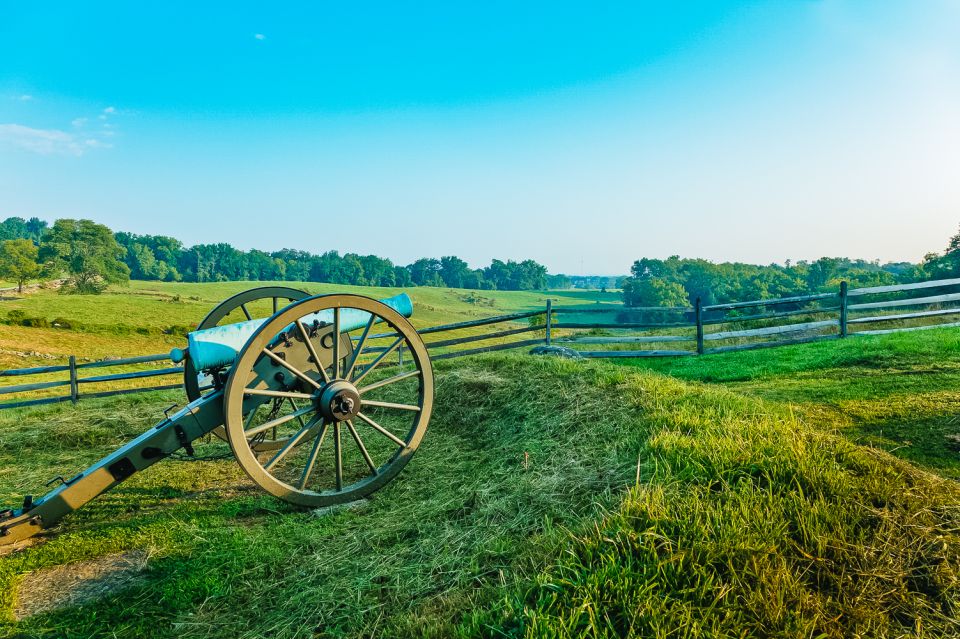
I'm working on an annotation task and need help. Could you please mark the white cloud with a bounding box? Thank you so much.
[0,124,87,155]
[17,94,33,101]
[84,138,112,149]
[71,117,88,128]
[103,105,116,114]
[254,33,265,40]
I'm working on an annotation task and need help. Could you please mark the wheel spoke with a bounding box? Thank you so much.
[362,399,421,412]
[358,369,421,395]
[264,415,323,471]
[244,388,314,400]
[287,398,307,428]
[295,319,330,384]
[352,337,404,385]
[334,422,343,491]
[355,411,407,448]
[246,405,314,438]
[262,348,321,389]
[243,388,313,399]
[346,419,377,474]
[243,403,261,430]
[298,421,329,489]
[240,303,252,321]
[332,307,341,380]
[344,315,376,381]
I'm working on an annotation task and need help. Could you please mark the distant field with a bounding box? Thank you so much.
[0,280,618,370]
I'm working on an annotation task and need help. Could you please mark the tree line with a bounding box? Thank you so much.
[3,215,958,303]
[0,216,551,293]
[620,225,960,307]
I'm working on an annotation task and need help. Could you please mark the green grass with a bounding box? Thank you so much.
[619,327,960,480]
[2,353,959,637]
[0,280,617,372]
[1,280,619,337]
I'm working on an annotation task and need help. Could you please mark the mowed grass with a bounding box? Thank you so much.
[1,355,959,637]
[619,327,960,480]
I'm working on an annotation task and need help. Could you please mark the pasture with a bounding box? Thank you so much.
[0,280,616,369]
[1,283,959,638]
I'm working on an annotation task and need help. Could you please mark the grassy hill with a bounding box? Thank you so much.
[2,348,959,637]
[621,327,960,481]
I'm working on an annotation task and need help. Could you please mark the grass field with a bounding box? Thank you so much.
[0,280,616,403]
[1,285,959,637]
[1,280,616,357]
[620,327,960,481]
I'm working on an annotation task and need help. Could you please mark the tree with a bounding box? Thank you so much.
[408,258,443,286]
[40,219,129,293]
[439,256,470,288]
[0,239,42,292]
[0,217,28,241]
[622,277,689,307]
[938,224,960,277]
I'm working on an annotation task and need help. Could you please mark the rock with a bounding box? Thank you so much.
[529,345,583,360]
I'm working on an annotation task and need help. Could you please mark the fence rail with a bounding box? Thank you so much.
[3,276,960,410]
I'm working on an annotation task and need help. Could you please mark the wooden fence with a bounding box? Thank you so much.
[3,277,960,410]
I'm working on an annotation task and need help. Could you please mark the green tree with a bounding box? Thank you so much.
[40,219,129,293]
[439,256,470,288]
[0,239,42,292]
[408,258,443,286]
[938,224,960,277]
[622,277,689,307]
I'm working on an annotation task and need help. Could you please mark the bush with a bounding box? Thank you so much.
[19,316,49,328]
[165,325,192,337]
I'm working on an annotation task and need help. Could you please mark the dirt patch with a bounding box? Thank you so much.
[14,549,149,620]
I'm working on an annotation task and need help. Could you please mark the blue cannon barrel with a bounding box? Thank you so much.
[170,293,413,372]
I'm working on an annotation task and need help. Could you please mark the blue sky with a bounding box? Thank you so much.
[1,1,958,274]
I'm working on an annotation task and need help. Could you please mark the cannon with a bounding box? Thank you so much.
[0,292,434,546]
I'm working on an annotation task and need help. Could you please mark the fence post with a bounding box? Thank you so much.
[545,299,552,346]
[839,280,848,338]
[68,355,79,404]
[695,297,704,355]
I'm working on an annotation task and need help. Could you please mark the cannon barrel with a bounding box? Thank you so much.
[170,293,413,371]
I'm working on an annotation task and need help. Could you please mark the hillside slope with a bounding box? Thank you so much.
[1,356,958,638]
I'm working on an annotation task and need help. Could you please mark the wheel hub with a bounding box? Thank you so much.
[316,380,361,422]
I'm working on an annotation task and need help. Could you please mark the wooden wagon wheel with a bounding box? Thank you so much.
[223,294,433,507]
[184,286,309,449]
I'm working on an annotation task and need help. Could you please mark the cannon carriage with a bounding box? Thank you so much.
[0,291,434,545]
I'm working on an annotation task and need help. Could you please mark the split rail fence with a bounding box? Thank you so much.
[3,277,960,410]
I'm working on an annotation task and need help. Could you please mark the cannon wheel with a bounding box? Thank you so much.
[185,286,309,449]
[223,294,433,507]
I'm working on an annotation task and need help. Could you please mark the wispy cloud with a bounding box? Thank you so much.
[71,117,88,128]
[0,124,83,155]
[17,94,33,101]
[254,33,265,41]
[0,123,111,155]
